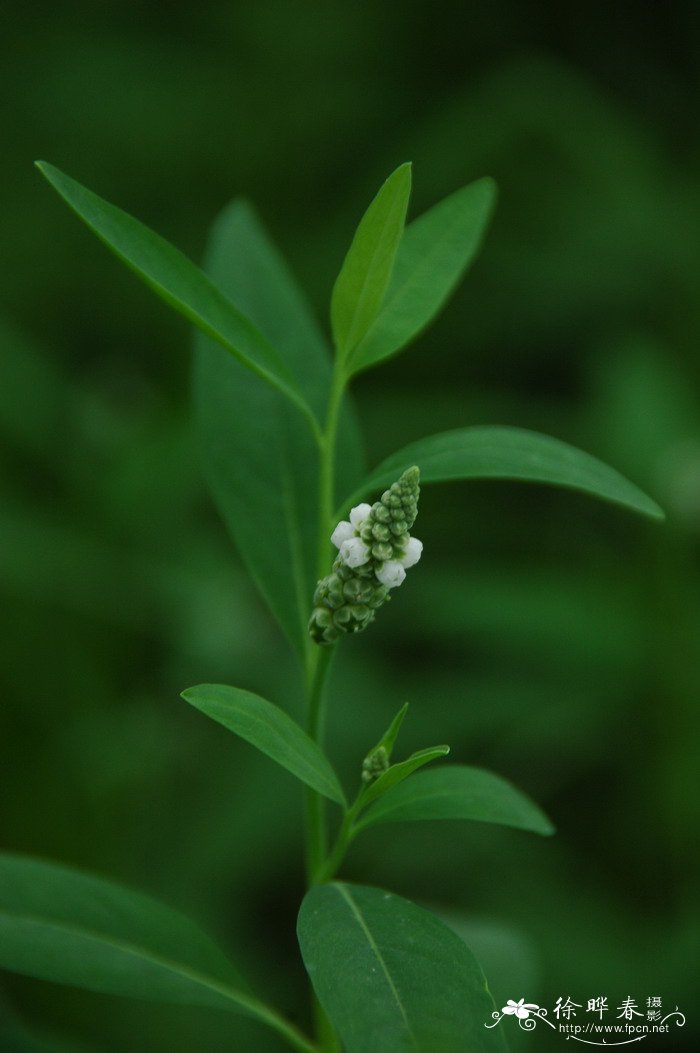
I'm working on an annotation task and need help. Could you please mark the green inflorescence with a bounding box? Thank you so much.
[309,466,421,645]
[361,745,389,784]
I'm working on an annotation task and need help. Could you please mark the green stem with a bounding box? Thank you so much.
[316,366,347,581]
[302,361,348,1052]
[303,645,333,880]
[314,793,363,885]
[304,362,347,880]
[312,997,342,1053]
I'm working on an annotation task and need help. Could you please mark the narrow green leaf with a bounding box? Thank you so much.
[348,177,496,374]
[35,162,318,433]
[359,746,450,810]
[357,765,555,836]
[194,200,364,654]
[367,702,409,762]
[298,883,507,1053]
[341,425,665,520]
[331,163,412,358]
[182,684,346,806]
[0,853,315,1053]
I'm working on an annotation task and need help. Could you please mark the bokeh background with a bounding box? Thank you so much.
[2,2,699,1050]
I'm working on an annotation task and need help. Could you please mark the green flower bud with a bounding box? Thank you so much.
[361,745,389,783]
[371,523,391,542]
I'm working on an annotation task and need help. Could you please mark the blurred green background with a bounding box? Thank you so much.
[2,2,699,1050]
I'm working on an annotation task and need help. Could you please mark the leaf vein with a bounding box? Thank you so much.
[334,884,418,1049]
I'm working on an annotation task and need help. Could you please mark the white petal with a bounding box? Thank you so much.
[399,536,423,568]
[331,521,354,549]
[376,560,406,589]
[516,1008,530,1019]
[340,537,370,568]
[349,503,372,528]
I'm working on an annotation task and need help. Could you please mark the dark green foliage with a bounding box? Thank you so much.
[298,884,508,1053]
[1,4,698,1051]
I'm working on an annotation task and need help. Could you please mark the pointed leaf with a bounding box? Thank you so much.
[182,684,346,806]
[342,425,664,520]
[298,883,507,1053]
[0,853,315,1052]
[331,164,412,358]
[360,746,450,810]
[349,177,496,374]
[367,702,409,763]
[357,765,554,836]
[194,200,364,654]
[35,162,318,431]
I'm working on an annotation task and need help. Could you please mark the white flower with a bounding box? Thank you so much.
[331,504,373,552]
[331,520,354,549]
[399,536,422,568]
[376,560,406,589]
[339,537,370,568]
[331,505,422,584]
[349,503,372,528]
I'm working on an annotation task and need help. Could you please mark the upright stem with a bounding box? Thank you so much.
[304,362,347,880]
[314,794,363,885]
[303,645,333,880]
[316,366,347,580]
[302,362,347,1053]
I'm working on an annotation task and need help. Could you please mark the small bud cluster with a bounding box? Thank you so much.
[361,745,389,784]
[309,466,422,645]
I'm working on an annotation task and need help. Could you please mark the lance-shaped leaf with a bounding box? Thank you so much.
[182,684,346,806]
[341,425,664,520]
[0,854,316,1053]
[356,765,554,836]
[298,883,507,1053]
[365,702,409,764]
[194,200,364,654]
[331,163,412,358]
[35,162,318,433]
[359,746,450,810]
[348,177,496,375]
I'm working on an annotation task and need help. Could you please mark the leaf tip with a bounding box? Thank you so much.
[180,685,203,704]
[389,161,413,191]
[618,490,665,522]
[222,196,259,226]
[646,500,666,522]
[531,806,556,837]
[473,175,498,216]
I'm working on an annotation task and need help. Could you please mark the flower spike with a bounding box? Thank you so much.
[309,466,422,645]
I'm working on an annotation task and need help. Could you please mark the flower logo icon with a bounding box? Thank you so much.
[502,998,540,1019]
